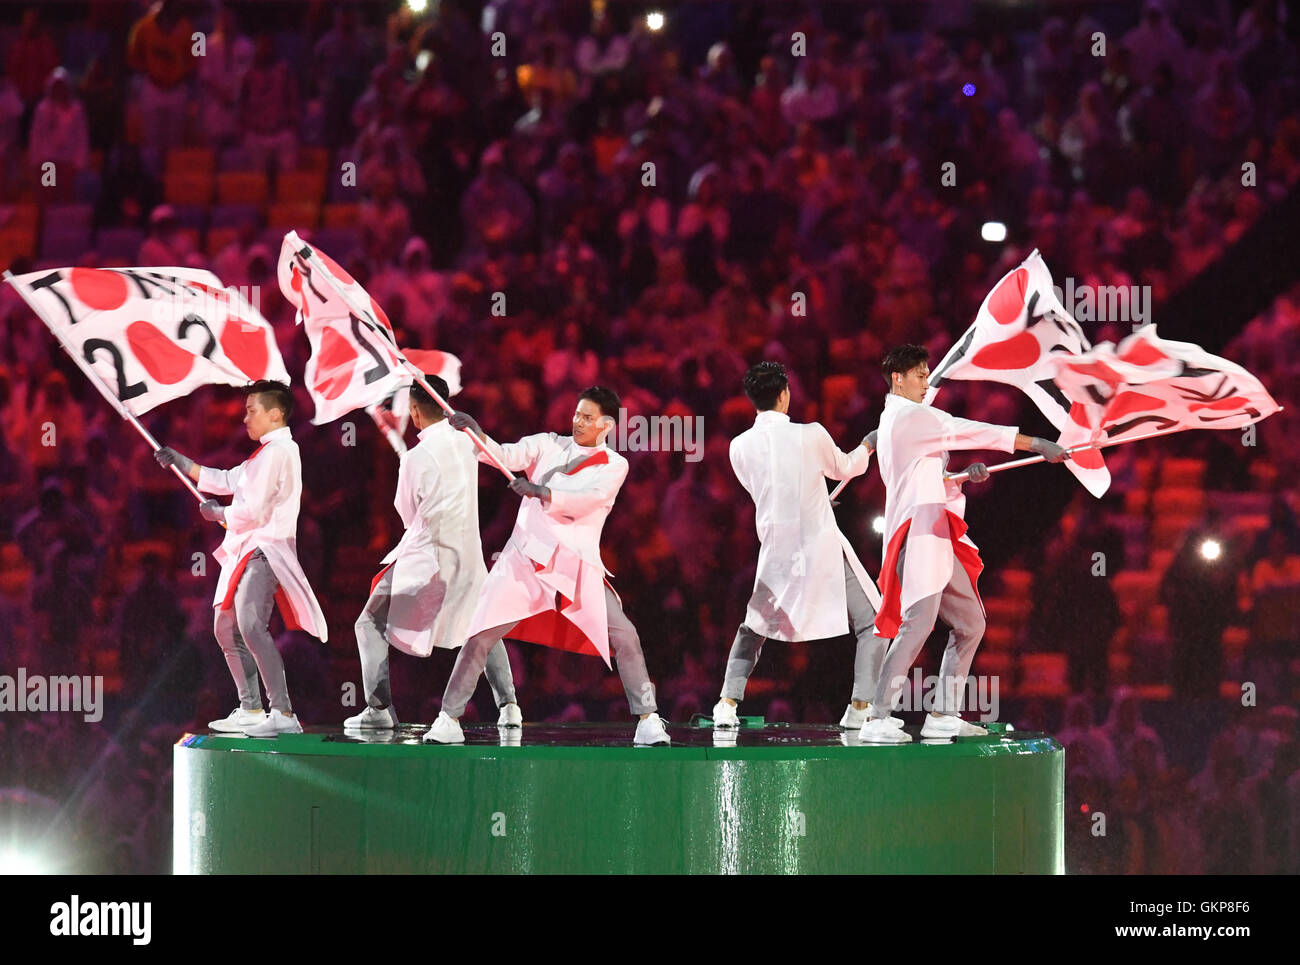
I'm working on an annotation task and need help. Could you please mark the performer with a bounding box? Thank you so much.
[713,361,902,731]
[859,345,1069,743]
[156,380,328,736]
[422,386,671,746]
[345,375,521,729]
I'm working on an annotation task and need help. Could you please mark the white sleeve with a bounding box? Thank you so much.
[904,407,1018,456]
[478,432,558,476]
[198,463,243,495]
[811,422,871,481]
[223,448,287,531]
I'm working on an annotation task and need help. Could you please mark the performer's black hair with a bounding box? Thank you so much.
[410,375,450,419]
[578,385,621,418]
[743,361,788,410]
[881,345,929,386]
[246,379,294,421]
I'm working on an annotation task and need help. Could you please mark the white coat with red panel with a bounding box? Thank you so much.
[467,431,628,667]
[198,425,329,641]
[872,393,1018,639]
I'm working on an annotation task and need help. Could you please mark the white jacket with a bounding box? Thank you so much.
[199,426,328,641]
[873,394,1017,638]
[376,419,487,655]
[730,411,881,642]
[467,432,628,666]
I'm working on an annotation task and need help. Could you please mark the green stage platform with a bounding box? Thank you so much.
[173,722,1064,874]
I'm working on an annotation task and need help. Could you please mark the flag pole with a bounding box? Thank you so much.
[945,417,1277,483]
[286,234,515,481]
[4,269,213,509]
[831,414,1280,498]
[366,403,407,454]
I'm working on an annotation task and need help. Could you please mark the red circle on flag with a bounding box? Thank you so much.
[972,330,1040,370]
[1119,338,1167,367]
[1069,403,1092,428]
[988,268,1028,325]
[315,327,357,400]
[1106,390,1166,421]
[70,268,129,311]
[127,320,195,384]
[220,317,270,380]
[1073,447,1106,470]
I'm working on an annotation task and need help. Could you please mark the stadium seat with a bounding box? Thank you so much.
[1150,487,1205,517]
[297,146,331,173]
[1159,457,1206,488]
[44,203,93,233]
[322,202,360,228]
[1151,513,1197,548]
[164,171,214,206]
[209,203,262,228]
[1113,570,1161,612]
[275,170,326,204]
[267,201,320,229]
[165,147,216,176]
[1018,653,1069,697]
[216,171,269,207]
[206,225,239,256]
[0,228,37,270]
[0,204,39,232]
[95,226,145,261]
[218,145,258,171]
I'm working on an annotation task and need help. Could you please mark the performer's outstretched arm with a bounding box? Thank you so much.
[197,462,243,495]
[813,422,872,481]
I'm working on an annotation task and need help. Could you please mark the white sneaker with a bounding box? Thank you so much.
[423,711,464,744]
[497,702,523,728]
[343,706,397,729]
[920,714,988,739]
[712,699,740,729]
[859,716,912,743]
[242,709,303,737]
[634,713,671,746]
[208,707,265,732]
[839,703,904,730]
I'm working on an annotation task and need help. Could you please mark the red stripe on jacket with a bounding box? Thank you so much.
[873,511,984,639]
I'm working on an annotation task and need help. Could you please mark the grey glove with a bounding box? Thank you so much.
[1028,437,1071,463]
[155,446,195,474]
[449,411,482,437]
[863,429,878,452]
[199,499,226,523]
[966,462,990,483]
[509,477,550,501]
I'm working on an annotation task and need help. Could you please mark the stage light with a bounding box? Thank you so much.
[872,515,885,534]
[981,221,1007,243]
[407,0,428,14]
[1200,538,1222,561]
[415,50,432,73]
[646,11,665,31]
[0,847,48,874]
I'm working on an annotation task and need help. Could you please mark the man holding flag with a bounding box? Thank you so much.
[859,345,1070,743]
[345,373,522,730]
[423,386,671,746]
[156,380,328,736]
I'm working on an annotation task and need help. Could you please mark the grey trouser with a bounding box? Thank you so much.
[441,584,657,718]
[355,567,516,711]
[213,548,292,714]
[869,545,986,718]
[721,555,886,703]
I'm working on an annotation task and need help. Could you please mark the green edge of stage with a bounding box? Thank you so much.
[174,727,1065,874]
